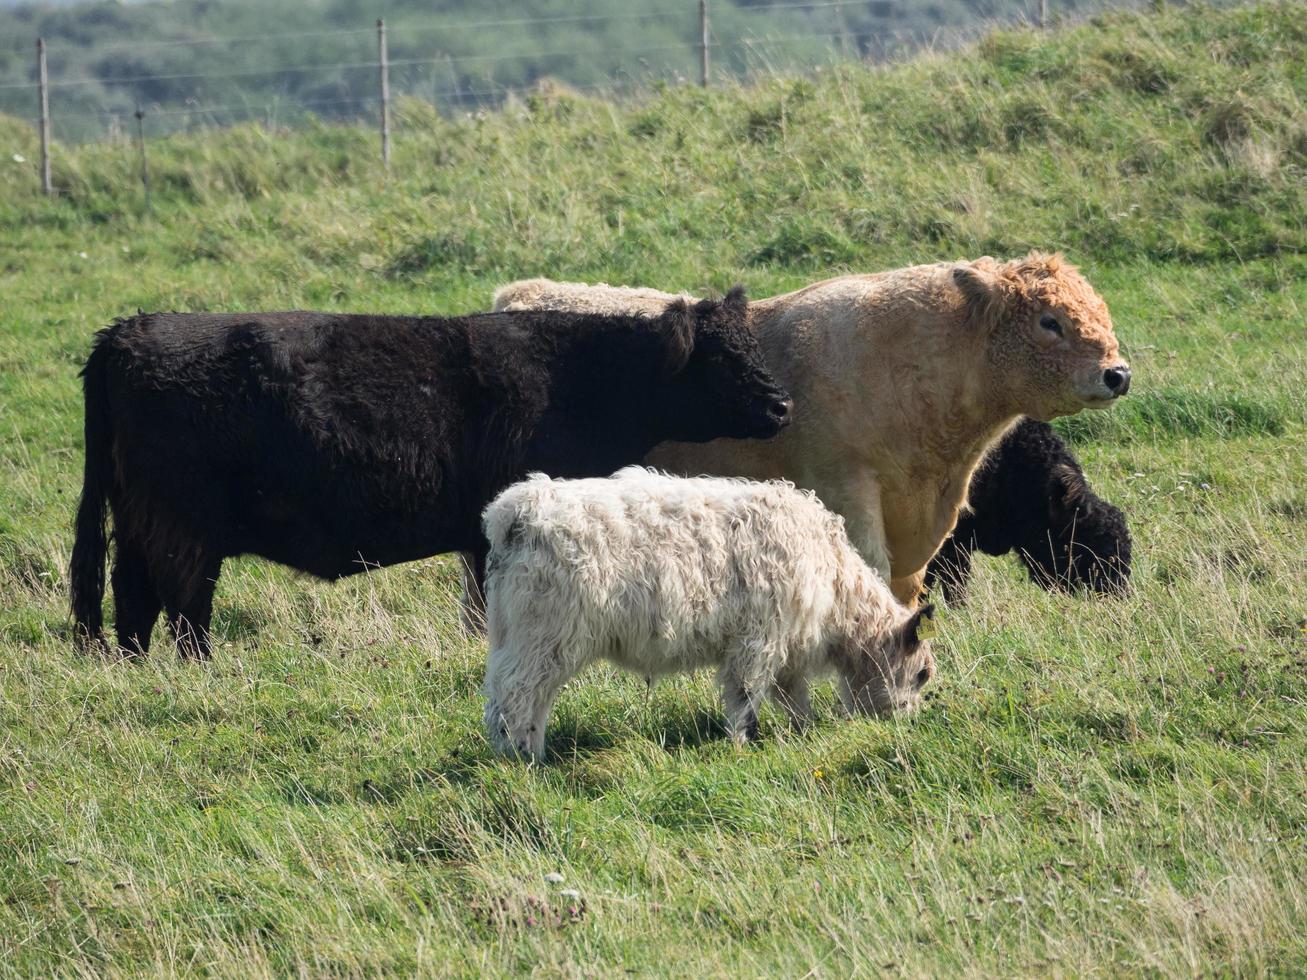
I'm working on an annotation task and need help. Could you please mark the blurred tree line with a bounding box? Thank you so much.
[0,0,1116,140]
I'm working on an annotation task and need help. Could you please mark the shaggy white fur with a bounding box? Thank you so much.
[481,467,936,761]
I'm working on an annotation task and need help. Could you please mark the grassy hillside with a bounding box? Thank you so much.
[1,2,1305,974]
[0,0,1120,140]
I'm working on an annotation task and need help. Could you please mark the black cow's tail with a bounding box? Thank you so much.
[69,331,115,648]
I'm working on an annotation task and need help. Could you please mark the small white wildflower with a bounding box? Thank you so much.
[12,153,25,163]
[543,872,564,885]
[559,888,580,899]
[78,251,88,259]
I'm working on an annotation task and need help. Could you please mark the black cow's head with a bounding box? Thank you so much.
[1019,464,1132,595]
[657,287,791,443]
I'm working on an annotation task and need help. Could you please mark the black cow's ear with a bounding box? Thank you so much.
[660,299,696,376]
[722,284,749,314]
[1052,463,1087,509]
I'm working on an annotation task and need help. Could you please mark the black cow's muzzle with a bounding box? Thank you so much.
[767,397,794,428]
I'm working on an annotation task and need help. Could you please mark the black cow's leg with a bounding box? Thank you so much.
[111,537,161,658]
[462,547,490,636]
[165,556,223,661]
[458,551,488,636]
[933,541,974,606]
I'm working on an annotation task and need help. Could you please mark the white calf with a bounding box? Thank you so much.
[481,467,936,761]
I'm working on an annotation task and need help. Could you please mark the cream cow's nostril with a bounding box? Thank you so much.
[1103,366,1131,396]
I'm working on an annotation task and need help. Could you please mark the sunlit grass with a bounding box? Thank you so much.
[0,2,1304,974]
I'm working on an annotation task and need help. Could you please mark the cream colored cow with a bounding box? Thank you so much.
[483,253,1128,610]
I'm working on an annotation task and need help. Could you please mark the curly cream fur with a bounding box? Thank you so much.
[489,256,1126,605]
[481,467,934,761]
[492,278,694,317]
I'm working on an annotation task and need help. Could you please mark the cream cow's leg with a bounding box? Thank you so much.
[889,570,928,608]
[816,471,893,584]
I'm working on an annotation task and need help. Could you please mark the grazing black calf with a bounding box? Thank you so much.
[70,289,792,659]
[926,419,1131,604]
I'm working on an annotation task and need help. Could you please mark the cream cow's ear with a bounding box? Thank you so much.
[952,258,1010,331]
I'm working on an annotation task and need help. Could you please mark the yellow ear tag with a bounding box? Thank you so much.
[915,611,940,640]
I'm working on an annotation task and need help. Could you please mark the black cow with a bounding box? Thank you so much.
[926,419,1132,604]
[70,289,792,659]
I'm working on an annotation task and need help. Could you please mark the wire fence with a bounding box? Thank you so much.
[2,0,1157,195]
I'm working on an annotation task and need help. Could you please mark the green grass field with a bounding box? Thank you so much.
[1,2,1305,974]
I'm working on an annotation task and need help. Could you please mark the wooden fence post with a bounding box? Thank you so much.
[1039,0,1049,29]
[134,106,151,213]
[378,18,391,171]
[698,0,709,87]
[36,38,51,196]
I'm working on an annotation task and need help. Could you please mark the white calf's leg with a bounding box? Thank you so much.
[720,679,766,746]
[719,636,784,745]
[718,656,769,746]
[484,640,578,763]
[772,673,812,731]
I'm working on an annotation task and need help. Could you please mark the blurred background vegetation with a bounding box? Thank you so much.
[2,0,1158,141]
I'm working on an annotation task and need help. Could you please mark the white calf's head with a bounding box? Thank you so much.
[841,604,937,717]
